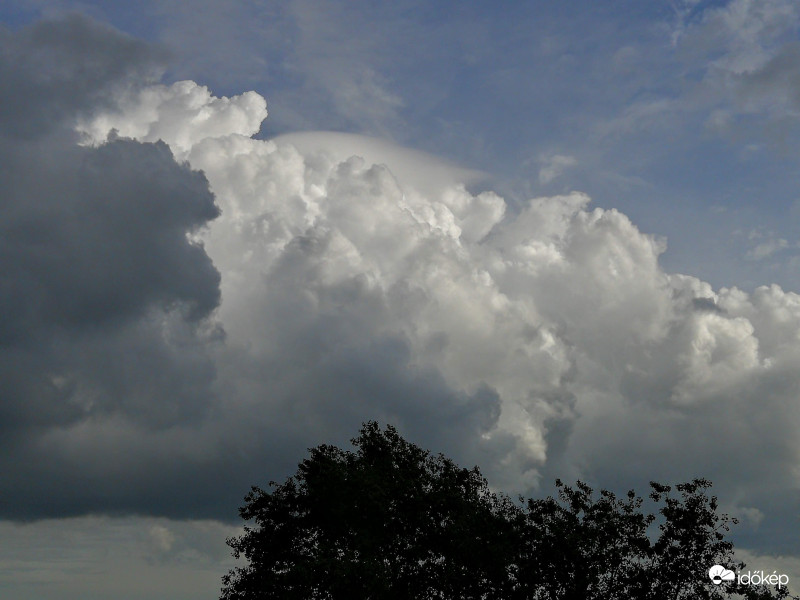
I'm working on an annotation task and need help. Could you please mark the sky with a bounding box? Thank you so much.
[2,1,800,598]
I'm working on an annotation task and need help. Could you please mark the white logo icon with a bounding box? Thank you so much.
[709,565,735,585]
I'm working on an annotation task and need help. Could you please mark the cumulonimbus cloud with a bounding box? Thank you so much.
[80,75,800,513]
[4,17,800,555]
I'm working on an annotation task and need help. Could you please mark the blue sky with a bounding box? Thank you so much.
[3,1,800,599]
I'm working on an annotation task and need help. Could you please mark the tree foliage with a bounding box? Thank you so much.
[221,422,797,600]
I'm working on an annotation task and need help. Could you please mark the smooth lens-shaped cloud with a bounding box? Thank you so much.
[708,565,735,585]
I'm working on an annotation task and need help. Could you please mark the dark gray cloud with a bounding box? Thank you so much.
[0,16,221,451]
[0,13,166,139]
[1,138,219,335]
[0,329,502,521]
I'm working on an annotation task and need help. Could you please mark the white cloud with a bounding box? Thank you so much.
[537,153,577,184]
[747,237,789,260]
[148,524,176,553]
[72,82,800,523]
[78,80,267,158]
[743,229,790,261]
[271,131,487,200]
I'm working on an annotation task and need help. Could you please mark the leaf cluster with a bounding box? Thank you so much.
[221,422,796,600]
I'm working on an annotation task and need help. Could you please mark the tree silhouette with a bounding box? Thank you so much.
[221,422,797,600]
[515,478,795,599]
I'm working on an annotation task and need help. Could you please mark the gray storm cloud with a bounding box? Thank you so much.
[3,15,800,559]
[0,16,223,517]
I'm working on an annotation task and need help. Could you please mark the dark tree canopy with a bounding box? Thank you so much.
[221,422,797,600]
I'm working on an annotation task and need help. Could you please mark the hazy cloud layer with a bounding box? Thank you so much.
[0,516,239,600]
[3,15,800,566]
